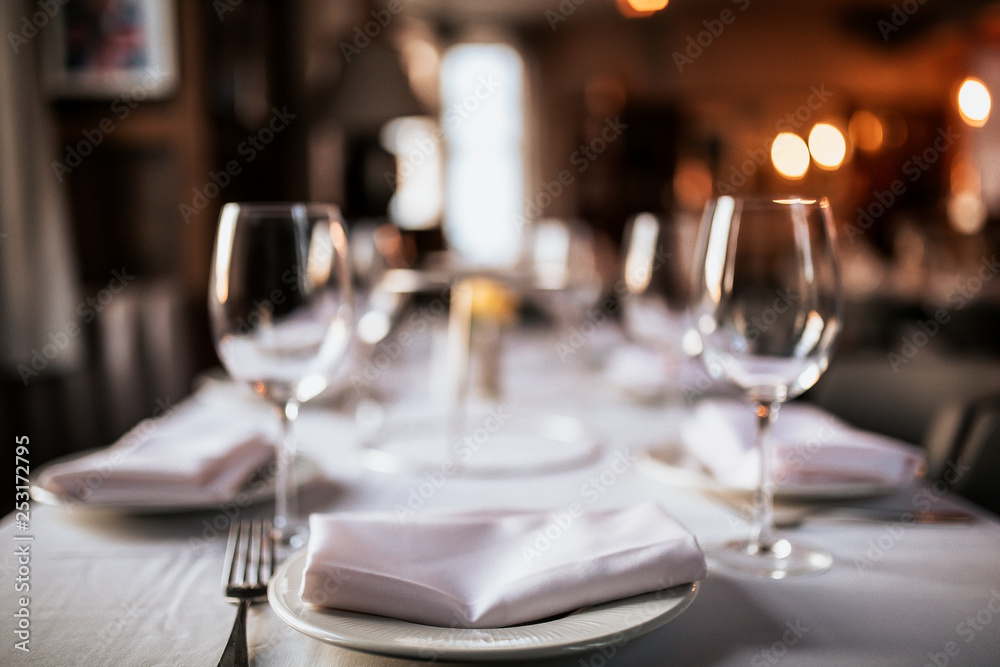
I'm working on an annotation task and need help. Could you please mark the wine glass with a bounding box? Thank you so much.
[209,203,353,545]
[621,212,700,392]
[691,196,842,578]
[528,218,605,363]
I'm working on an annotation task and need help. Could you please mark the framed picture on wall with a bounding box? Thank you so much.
[42,0,179,100]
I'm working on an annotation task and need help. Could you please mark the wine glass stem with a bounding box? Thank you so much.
[750,400,778,551]
[273,398,300,542]
[445,279,474,458]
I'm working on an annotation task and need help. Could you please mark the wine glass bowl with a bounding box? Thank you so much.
[209,202,353,545]
[692,195,842,578]
[528,218,604,334]
[621,212,700,372]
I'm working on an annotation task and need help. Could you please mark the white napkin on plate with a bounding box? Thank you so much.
[299,503,706,629]
[37,383,275,506]
[679,400,921,489]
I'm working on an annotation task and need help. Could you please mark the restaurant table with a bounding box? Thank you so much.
[4,325,1000,666]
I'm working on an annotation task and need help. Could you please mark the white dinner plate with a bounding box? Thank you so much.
[268,549,699,662]
[30,453,320,514]
[359,408,603,477]
[639,443,924,501]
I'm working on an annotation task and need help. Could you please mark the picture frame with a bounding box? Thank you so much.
[42,0,179,100]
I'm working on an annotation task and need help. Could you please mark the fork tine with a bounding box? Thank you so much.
[216,519,277,667]
[222,520,240,590]
[222,518,275,597]
[260,520,274,583]
[234,520,250,587]
[247,520,261,586]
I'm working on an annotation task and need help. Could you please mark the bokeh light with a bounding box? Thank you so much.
[628,0,668,9]
[771,133,810,179]
[808,123,847,170]
[880,109,908,148]
[848,110,883,152]
[617,0,668,17]
[958,77,991,127]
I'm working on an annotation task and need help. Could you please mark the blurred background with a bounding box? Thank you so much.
[3,0,1000,473]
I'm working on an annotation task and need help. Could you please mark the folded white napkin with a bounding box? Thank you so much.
[679,400,921,489]
[300,503,706,629]
[38,383,274,506]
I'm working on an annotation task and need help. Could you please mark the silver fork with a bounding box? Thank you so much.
[217,519,274,667]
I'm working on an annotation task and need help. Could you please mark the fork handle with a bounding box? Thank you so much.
[217,599,250,667]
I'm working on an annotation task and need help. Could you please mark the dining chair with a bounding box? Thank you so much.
[95,279,194,439]
[924,391,1000,515]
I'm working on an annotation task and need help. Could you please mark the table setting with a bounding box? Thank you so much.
[8,197,1000,666]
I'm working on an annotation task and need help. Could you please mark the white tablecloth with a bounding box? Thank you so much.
[4,326,1000,666]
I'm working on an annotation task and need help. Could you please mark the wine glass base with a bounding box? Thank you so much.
[708,538,832,579]
[272,518,308,550]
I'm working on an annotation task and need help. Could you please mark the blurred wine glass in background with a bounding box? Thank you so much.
[527,218,608,363]
[350,222,413,351]
[618,212,701,399]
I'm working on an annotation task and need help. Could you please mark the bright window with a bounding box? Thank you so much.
[440,43,525,267]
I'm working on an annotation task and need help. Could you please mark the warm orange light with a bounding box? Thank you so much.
[950,155,981,196]
[948,192,988,235]
[628,0,668,9]
[880,109,908,148]
[616,0,668,17]
[673,159,714,212]
[949,154,986,235]
[771,133,810,180]
[808,123,847,170]
[958,77,991,127]
[849,110,883,152]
